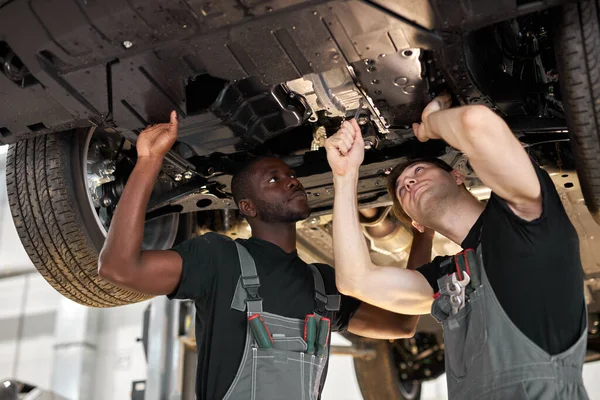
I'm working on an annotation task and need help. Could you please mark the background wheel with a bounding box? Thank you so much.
[6,129,179,307]
[349,337,422,400]
[556,0,600,224]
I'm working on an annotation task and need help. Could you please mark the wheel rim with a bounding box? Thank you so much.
[390,333,445,398]
[82,127,179,250]
[398,380,420,399]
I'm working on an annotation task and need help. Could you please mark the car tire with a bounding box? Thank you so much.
[556,0,600,224]
[350,337,422,400]
[6,130,175,307]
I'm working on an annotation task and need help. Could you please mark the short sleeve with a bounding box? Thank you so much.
[417,256,452,293]
[314,264,362,332]
[167,233,220,301]
[487,159,561,225]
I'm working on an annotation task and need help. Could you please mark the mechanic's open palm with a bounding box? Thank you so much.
[325,119,364,176]
[136,110,179,160]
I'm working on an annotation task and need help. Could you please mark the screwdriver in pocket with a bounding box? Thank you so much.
[248,314,273,349]
[304,314,317,354]
[315,317,331,357]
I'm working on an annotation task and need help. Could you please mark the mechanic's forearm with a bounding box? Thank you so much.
[332,172,434,314]
[99,156,162,279]
[424,105,540,204]
[349,303,419,339]
[422,107,491,154]
[332,171,373,292]
[406,231,433,271]
[361,315,419,339]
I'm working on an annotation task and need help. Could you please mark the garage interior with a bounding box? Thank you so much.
[0,0,600,398]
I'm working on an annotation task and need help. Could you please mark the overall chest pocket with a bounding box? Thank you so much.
[443,288,488,380]
[251,348,325,400]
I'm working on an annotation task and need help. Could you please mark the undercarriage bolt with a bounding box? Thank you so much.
[123,40,133,49]
[364,140,373,150]
[101,197,113,207]
[174,173,183,182]
[183,171,193,180]
[105,162,116,174]
[424,369,431,377]
[401,373,408,380]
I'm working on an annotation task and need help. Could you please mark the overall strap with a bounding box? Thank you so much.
[230,242,263,313]
[308,264,340,313]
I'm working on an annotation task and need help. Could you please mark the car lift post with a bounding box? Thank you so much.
[145,297,184,400]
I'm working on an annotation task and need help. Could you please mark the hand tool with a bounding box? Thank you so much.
[248,314,273,349]
[447,272,470,315]
[353,98,364,121]
[315,317,331,357]
[304,314,317,354]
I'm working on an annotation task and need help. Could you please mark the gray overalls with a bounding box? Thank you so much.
[222,242,340,400]
[432,245,589,400]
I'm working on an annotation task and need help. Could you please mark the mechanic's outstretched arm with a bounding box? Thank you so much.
[325,120,434,315]
[413,94,542,220]
[98,111,184,295]
[347,227,434,338]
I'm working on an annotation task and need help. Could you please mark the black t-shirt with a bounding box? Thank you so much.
[417,162,585,355]
[168,233,361,400]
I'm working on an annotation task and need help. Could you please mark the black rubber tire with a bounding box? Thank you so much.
[6,130,151,307]
[556,0,600,224]
[351,338,422,400]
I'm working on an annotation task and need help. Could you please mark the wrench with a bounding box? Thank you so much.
[353,98,364,120]
[446,272,470,315]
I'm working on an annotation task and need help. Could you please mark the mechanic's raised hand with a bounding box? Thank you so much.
[325,119,364,176]
[136,111,179,161]
[412,93,452,142]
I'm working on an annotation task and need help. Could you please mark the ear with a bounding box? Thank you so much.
[451,169,466,186]
[411,220,426,233]
[238,199,257,218]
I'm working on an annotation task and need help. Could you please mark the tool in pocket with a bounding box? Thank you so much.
[447,272,470,315]
[304,314,317,355]
[315,317,331,357]
[248,314,274,349]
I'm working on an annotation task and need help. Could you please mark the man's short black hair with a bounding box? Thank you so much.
[386,157,454,223]
[231,156,273,208]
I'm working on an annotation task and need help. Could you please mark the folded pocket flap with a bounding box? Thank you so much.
[272,337,308,352]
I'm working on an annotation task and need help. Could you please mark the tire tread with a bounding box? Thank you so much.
[557,0,600,224]
[6,132,151,307]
